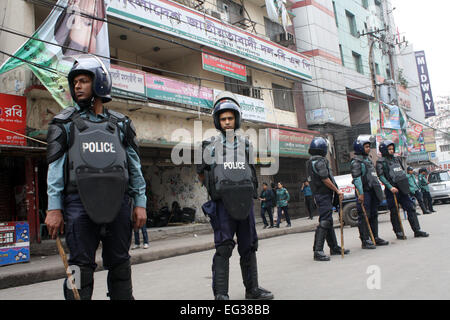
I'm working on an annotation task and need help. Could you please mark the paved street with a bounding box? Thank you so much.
[1,204,449,300]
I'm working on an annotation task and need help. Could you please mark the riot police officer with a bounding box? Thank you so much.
[376,140,429,239]
[197,92,273,300]
[45,55,147,300]
[350,135,389,249]
[306,137,349,261]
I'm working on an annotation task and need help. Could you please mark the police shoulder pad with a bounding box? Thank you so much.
[106,109,127,121]
[52,106,76,123]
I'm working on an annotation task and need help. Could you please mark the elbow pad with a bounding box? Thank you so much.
[47,123,67,164]
[124,119,139,154]
[313,159,329,179]
[375,161,385,177]
[350,160,363,179]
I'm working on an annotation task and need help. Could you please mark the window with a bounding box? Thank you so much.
[264,17,284,42]
[346,10,358,37]
[440,144,450,152]
[272,83,294,112]
[217,0,244,25]
[352,51,364,74]
[225,76,252,97]
[332,1,338,27]
[386,67,391,79]
[339,45,344,66]
[362,0,369,9]
[375,63,380,75]
[375,0,383,18]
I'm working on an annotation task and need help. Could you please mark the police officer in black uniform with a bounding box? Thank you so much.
[198,92,273,300]
[376,140,429,239]
[306,137,349,261]
[350,135,389,249]
[45,55,147,300]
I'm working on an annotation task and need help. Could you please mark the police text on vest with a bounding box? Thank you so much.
[82,142,116,153]
[223,162,245,170]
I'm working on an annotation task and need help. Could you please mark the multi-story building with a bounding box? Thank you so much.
[0,0,320,243]
[291,0,425,174]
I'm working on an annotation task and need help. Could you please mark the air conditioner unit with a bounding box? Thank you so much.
[275,32,295,46]
[210,10,222,20]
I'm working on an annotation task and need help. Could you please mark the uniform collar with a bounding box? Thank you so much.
[75,104,107,119]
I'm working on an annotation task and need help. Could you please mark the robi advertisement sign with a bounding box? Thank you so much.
[0,93,27,146]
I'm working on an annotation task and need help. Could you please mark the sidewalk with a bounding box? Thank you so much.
[0,216,342,290]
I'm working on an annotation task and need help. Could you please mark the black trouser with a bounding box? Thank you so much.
[276,206,291,226]
[386,189,421,233]
[422,190,434,211]
[413,190,428,214]
[260,206,274,227]
[305,196,314,219]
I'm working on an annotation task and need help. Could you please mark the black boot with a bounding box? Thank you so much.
[414,230,429,238]
[407,209,422,235]
[396,232,407,240]
[358,221,376,249]
[212,249,231,300]
[313,224,330,261]
[106,260,134,300]
[240,251,274,300]
[370,216,389,246]
[362,239,377,249]
[63,265,94,300]
[326,227,350,255]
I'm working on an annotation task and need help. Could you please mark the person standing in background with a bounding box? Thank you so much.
[301,181,314,220]
[276,182,291,228]
[418,168,436,213]
[259,183,275,229]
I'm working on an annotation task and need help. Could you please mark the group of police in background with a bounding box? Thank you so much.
[307,135,430,262]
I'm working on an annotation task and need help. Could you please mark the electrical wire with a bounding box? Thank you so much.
[0,26,374,96]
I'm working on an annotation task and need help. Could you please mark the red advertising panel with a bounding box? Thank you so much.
[0,93,27,146]
[202,51,247,82]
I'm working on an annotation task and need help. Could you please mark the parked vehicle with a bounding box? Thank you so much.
[428,170,450,204]
[334,174,387,227]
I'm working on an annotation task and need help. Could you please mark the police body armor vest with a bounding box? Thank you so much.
[352,155,384,202]
[66,113,129,224]
[306,156,337,195]
[204,136,255,220]
[381,156,410,195]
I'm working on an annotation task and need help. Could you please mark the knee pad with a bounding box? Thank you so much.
[319,220,332,229]
[63,265,94,300]
[107,260,134,300]
[216,241,234,259]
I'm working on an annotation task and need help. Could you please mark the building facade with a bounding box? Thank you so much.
[0,0,322,243]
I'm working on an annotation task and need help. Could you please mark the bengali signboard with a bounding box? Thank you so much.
[0,93,27,146]
[110,65,147,101]
[415,51,436,118]
[213,89,268,123]
[146,74,213,108]
[202,52,247,82]
[106,0,312,81]
[423,128,437,152]
[269,128,315,157]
